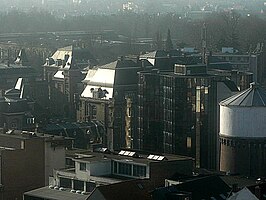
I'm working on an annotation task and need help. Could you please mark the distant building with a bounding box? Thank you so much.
[43,45,97,119]
[0,49,37,90]
[220,83,266,177]
[0,81,35,130]
[38,121,104,149]
[78,56,151,150]
[211,45,266,87]
[138,63,239,169]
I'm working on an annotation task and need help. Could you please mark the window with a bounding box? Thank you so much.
[118,162,132,176]
[66,158,74,167]
[80,163,86,171]
[187,137,192,148]
[74,180,84,191]
[60,178,72,188]
[86,182,96,192]
[113,161,118,173]
[133,165,146,177]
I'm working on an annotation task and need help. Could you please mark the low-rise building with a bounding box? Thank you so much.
[51,149,193,194]
[43,45,97,119]
[0,49,38,91]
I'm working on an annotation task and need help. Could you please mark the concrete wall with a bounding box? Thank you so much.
[1,138,45,200]
[0,134,23,149]
[220,136,266,177]
[44,142,65,185]
[76,161,90,180]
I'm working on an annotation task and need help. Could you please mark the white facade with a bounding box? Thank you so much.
[75,159,112,180]
[220,105,266,138]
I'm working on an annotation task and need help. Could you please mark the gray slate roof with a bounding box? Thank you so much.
[220,83,266,107]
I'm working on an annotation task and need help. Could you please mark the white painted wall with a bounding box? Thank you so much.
[76,162,90,180]
[220,106,266,138]
[76,159,111,180]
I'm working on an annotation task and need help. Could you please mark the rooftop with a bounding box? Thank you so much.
[220,83,266,107]
[0,129,73,143]
[70,149,192,165]
[90,179,153,200]
[24,186,90,200]
[153,175,231,200]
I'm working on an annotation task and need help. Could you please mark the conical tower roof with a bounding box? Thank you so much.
[220,82,266,107]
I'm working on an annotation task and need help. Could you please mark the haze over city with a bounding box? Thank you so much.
[0,0,265,200]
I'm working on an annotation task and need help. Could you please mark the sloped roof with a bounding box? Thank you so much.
[54,70,64,79]
[227,187,258,200]
[153,175,230,200]
[89,179,152,200]
[140,50,169,59]
[140,51,168,66]
[88,68,115,86]
[14,49,29,66]
[100,61,118,70]
[51,46,72,61]
[50,45,98,68]
[220,83,266,107]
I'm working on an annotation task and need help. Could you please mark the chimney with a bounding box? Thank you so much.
[141,60,145,69]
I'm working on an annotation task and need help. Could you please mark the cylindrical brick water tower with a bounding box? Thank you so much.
[219,83,266,177]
